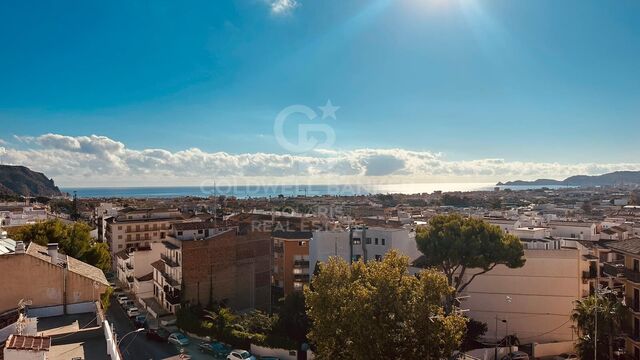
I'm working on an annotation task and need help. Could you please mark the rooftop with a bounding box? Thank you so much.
[272,231,313,240]
[26,243,109,286]
[603,237,640,255]
[5,334,51,352]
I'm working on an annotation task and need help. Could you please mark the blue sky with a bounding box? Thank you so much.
[1,0,640,186]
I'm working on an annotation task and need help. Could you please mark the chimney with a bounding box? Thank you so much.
[47,243,59,262]
[14,241,25,254]
[0,230,7,239]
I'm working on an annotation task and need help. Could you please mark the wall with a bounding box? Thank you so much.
[103,320,122,360]
[250,344,314,360]
[532,341,576,357]
[463,249,584,343]
[0,253,103,315]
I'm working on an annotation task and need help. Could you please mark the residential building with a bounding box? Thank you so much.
[145,224,271,317]
[104,208,183,267]
[485,218,522,234]
[272,231,312,297]
[548,220,599,241]
[0,241,109,316]
[115,245,162,299]
[462,248,593,344]
[309,226,420,275]
[601,238,640,360]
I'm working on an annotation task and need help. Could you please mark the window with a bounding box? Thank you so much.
[177,231,183,236]
[375,255,382,261]
[352,237,361,245]
[366,237,371,244]
[118,244,123,249]
[136,225,141,231]
[161,232,166,239]
[381,238,386,245]
[118,226,122,230]
[118,235,122,240]
[299,241,307,246]
[375,238,379,245]
[293,268,302,274]
[198,230,203,234]
[126,225,132,232]
[127,235,132,241]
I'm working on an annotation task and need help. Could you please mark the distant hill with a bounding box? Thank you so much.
[0,165,62,197]
[497,171,640,187]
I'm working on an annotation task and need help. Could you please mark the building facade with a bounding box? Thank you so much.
[272,231,312,297]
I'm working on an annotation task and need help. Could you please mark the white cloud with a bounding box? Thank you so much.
[269,0,298,14]
[3,133,640,187]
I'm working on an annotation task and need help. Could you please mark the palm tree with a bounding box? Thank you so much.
[572,294,628,360]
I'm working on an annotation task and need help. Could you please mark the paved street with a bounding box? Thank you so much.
[106,297,182,360]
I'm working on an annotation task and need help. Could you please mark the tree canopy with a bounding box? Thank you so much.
[10,219,111,272]
[305,251,467,360]
[572,294,628,360]
[415,214,525,301]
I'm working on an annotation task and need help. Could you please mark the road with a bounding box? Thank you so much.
[105,297,182,360]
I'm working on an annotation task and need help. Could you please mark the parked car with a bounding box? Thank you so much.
[134,315,148,328]
[227,349,256,360]
[146,328,170,342]
[199,341,232,357]
[554,353,578,360]
[502,352,530,360]
[126,307,140,318]
[122,300,136,309]
[168,332,190,347]
[116,295,129,305]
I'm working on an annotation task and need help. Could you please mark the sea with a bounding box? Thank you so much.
[61,183,571,199]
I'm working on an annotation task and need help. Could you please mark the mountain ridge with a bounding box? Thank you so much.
[497,171,640,187]
[0,165,63,197]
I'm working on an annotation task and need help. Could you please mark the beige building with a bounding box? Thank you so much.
[602,238,640,360]
[272,231,312,297]
[462,248,592,344]
[0,242,109,315]
[105,208,183,268]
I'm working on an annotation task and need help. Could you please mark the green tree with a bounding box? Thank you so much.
[572,295,628,360]
[415,214,525,304]
[305,251,466,360]
[276,291,309,343]
[10,219,111,272]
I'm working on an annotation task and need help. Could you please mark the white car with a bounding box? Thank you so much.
[116,295,129,305]
[126,307,140,317]
[227,350,256,360]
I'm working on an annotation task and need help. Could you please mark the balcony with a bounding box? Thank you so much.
[294,274,310,282]
[161,254,180,267]
[293,260,310,268]
[126,263,134,270]
[627,297,640,314]
[163,287,181,305]
[603,261,626,278]
[273,244,284,253]
[126,276,134,283]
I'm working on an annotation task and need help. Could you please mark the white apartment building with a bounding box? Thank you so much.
[485,218,522,235]
[548,220,599,241]
[462,248,593,344]
[0,206,47,227]
[309,226,420,274]
[115,245,163,299]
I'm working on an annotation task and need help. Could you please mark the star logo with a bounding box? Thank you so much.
[318,100,340,120]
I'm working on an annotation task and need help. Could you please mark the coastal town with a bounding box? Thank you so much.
[1,175,640,359]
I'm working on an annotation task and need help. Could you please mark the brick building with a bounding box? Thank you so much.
[272,231,312,297]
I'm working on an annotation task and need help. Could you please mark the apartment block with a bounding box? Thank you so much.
[309,226,420,275]
[146,224,271,317]
[272,231,312,297]
[462,248,592,344]
[115,245,162,299]
[104,208,183,267]
[601,238,640,360]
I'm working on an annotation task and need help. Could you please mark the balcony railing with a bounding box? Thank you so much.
[603,261,626,278]
[164,288,181,305]
[627,297,640,313]
[294,274,310,282]
[161,254,180,267]
[293,260,310,268]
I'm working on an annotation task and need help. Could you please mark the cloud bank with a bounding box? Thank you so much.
[269,0,298,14]
[4,133,640,187]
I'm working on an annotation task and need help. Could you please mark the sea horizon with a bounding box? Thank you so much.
[61,182,570,199]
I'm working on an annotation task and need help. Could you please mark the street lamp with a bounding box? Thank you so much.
[117,328,145,346]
